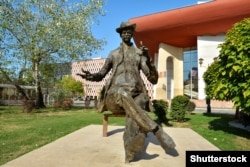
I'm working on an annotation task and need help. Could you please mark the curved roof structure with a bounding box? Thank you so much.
[129,0,250,55]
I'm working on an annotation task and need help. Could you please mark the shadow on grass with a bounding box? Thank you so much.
[154,117,191,127]
[203,113,250,139]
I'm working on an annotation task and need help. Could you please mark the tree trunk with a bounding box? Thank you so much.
[35,82,46,108]
[235,107,240,119]
[34,61,46,108]
[14,84,29,100]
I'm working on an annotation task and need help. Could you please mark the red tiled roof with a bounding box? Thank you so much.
[129,0,250,55]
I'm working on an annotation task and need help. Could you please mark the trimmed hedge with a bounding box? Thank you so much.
[187,101,196,113]
[170,95,189,122]
[152,99,169,125]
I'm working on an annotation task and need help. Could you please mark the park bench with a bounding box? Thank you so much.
[102,113,126,137]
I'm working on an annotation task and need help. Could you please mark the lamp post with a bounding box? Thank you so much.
[199,58,204,67]
[198,57,212,113]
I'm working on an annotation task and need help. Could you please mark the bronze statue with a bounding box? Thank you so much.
[77,22,175,163]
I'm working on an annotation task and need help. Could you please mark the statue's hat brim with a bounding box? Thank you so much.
[116,22,136,33]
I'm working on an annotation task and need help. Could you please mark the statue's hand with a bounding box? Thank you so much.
[77,69,93,80]
[140,46,151,61]
[139,41,150,60]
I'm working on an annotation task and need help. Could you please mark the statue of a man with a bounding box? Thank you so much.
[77,21,175,163]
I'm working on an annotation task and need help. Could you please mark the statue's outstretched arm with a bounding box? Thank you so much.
[77,58,112,82]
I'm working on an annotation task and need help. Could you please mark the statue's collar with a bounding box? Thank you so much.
[120,42,133,48]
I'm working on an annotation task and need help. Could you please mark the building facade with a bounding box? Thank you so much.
[129,0,250,100]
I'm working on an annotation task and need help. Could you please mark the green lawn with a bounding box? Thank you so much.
[170,113,250,151]
[0,106,125,165]
[0,106,249,165]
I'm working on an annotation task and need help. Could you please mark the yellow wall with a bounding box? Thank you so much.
[155,43,183,100]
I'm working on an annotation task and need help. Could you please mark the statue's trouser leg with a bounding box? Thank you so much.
[116,90,158,132]
[110,91,152,163]
[106,89,175,163]
[123,116,145,163]
[115,90,176,151]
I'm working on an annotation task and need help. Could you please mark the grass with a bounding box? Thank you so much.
[169,113,250,150]
[0,106,249,165]
[0,106,106,165]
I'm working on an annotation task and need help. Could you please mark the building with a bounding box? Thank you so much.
[71,58,155,99]
[53,62,72,80]
[71,58,109,99]
[0,84,37,105]
[129,0,250,100]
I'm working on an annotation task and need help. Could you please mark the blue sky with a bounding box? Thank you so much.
[91,0,200,58]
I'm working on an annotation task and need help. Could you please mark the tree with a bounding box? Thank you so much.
[203,60,220,98]
[58,75,84,98]
[0,0,105,108]
[203,18,250,115]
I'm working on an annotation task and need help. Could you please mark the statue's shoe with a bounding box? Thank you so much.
[155,127,176,150]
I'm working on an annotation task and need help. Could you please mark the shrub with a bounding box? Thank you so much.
[22,99,35,113]
[62,98,73,110]
[54,98,73,110]
[187,101,196,113]
[152,99,169,125]
[170,95,189,122]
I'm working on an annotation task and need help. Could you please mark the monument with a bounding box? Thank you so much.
[77,21,175,163]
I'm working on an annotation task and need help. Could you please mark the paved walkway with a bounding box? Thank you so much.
[229,120,250,132]
[1,125,219,167]
[194,107,235,114]
[194,108,250,132]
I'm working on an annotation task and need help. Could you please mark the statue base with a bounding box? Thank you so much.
[2,125,219,167]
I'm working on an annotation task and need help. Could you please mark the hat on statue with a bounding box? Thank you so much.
[116,22,136,33]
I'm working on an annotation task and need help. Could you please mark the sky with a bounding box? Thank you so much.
[91,0,200,58]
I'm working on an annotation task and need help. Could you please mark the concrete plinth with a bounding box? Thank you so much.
[1,125,219,167]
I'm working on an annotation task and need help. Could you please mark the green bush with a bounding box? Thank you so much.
[170,95,189,122]
[152,99,169,125]
[187,101,196,113]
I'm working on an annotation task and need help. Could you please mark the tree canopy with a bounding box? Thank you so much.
[0,0,105,107]
[203,18,250,114]
[59,75,84,97]
[0,0,105,64]
[203,60,219,99]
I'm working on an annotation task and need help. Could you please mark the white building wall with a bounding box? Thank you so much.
[197,34,225,99]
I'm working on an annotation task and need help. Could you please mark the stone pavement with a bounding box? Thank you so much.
[1,125,219,167]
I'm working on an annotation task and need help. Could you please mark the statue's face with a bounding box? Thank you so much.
[121,28,133,43]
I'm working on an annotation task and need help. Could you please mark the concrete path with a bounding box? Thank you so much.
[1,125,219,167]
[229,120,250,132]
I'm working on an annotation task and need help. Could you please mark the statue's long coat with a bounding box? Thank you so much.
[89,44,158,112]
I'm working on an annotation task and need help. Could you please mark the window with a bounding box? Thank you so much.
[183,50,198,99]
